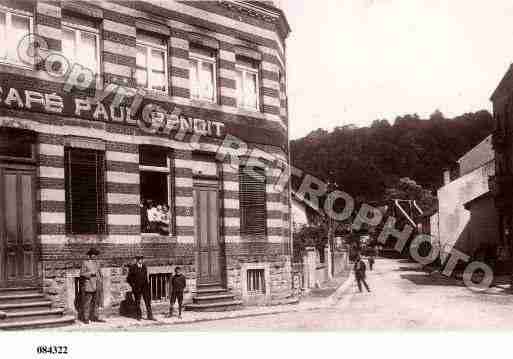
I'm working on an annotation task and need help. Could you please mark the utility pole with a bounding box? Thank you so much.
[326,179,337,277]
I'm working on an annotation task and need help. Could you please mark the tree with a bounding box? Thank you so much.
[293,224,327,260]
[291,109,494,202]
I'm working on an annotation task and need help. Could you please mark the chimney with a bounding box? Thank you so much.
[443,169,451,185]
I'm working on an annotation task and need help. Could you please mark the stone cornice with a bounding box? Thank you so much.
[219,1,291,40]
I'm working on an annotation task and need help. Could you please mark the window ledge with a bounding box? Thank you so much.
[190,98,216,106]
[234,107,264,118]
[140,233,176,242]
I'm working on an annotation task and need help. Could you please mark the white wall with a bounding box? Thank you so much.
[437,161,494,261]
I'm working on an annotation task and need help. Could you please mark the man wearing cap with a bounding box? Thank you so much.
[80,248,105,323]
[127,255,155,321]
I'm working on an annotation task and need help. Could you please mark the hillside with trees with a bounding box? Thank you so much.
[290,110,494,210]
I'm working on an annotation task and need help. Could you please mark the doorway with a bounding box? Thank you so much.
[193,179,224,285]
[0,165,38,287]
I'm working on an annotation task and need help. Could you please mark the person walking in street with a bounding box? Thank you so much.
[127,255,156,321]
[80,248,106,324]
[168,266,186,319]
[354,254,371,293]
[368,247,376,271]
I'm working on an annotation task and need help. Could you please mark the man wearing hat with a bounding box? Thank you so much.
[80,248,105,323]
[127,255,155,321]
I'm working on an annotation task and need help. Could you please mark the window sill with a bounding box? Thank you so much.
[141,232,172,237]
[190,98,216,106]
[140,233,176,242]
[236,107,261,115]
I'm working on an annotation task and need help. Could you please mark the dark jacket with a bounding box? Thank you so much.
[353,259,366,279]
[171,274,186,293]
[127,264,149,292]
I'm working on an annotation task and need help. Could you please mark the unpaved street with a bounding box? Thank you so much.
[159,258,513,330]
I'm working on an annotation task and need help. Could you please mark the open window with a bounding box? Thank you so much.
[139,145,173,235]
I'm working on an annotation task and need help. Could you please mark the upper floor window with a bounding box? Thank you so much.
[136,32,168,93]
[62,22,100,74]
[236,56,259,111]
[0,9,33,66]
[190,46,216,103]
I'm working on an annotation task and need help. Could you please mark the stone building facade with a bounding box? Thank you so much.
[490,63,513,267]
[0,0,292,315]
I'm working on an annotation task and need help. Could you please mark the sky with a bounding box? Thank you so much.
[282,0,513,139]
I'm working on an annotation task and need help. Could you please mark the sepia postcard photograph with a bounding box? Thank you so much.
[0,0,512,358]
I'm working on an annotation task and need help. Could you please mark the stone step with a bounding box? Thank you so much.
[195,287,228,296]
[0,287,42,296]
[1,308,65,324]
[185,300,243,312]
[196,282,223,288]
[0,293,46,304]
[0,300,52,313]
[0,315,75,330]
[192,293,235,304]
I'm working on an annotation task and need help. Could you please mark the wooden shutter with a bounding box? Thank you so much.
[65,148,106,234]
[239,167,267,236]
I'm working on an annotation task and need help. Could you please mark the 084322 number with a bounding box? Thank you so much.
[36,346,69,355]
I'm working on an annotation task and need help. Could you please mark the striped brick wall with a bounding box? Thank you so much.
[101,9,136,87]
[30,0,290,130]
[35,0,62,53]
[169,28,190,99]
[12,0,291,252]
[218,42,237,108]
[174,149,194,243]
[279,70,288,122]
[222,162,240,242]
[38,133,65,242]
[260,60,281,118]
[265,166,288,243]
[37,134,142,243]
[105,141,140,236]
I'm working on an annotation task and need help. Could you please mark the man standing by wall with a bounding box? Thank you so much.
[127,255,156,321]
[168,267,186,319]
[80,248,106,324]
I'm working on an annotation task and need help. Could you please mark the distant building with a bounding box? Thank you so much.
[490,64,513,269]
[432,135,498,264]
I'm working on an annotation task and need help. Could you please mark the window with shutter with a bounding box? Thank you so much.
[65,148,106,234]
[239,166,267,236]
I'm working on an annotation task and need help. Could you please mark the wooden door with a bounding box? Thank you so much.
[194,182,222,285]
[0,166,37,287]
